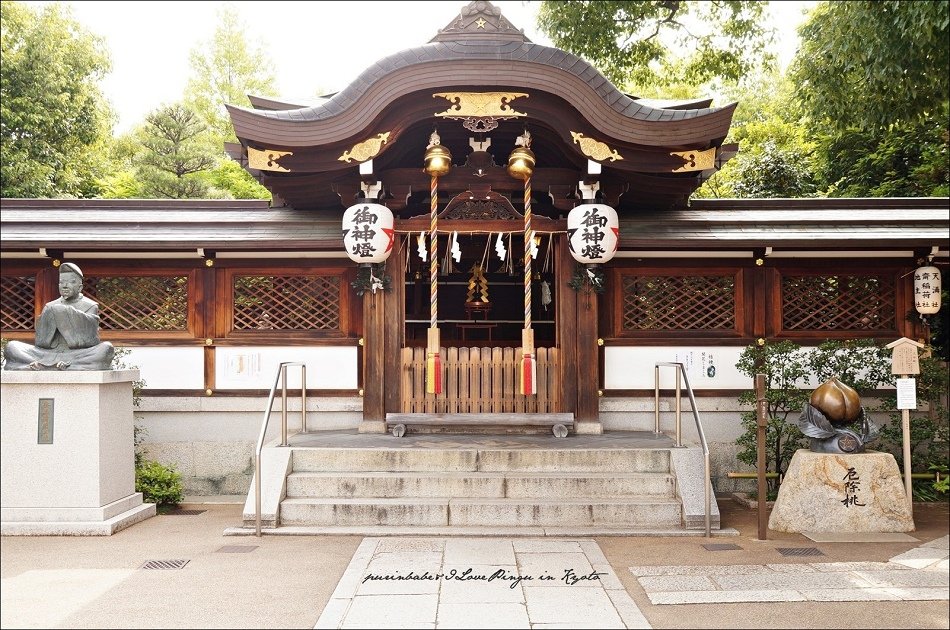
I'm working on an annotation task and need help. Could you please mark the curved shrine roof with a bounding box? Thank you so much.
[227,1,735,149]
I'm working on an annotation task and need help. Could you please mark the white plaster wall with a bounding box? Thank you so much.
[604,346,748,389]
[121,346,203,389]
[215,346,357,390]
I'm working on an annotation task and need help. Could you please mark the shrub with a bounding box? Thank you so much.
[735,340,810,499]
[876,354,949,501]
[734,339,892,499]
[135,459,184,507]
[736,338,949,502]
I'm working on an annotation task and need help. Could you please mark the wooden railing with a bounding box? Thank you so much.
[400,346,559,413]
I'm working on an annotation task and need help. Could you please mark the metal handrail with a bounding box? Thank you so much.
[654,361,712,537]
[254,361,307,537]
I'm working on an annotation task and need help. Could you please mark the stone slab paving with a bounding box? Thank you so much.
[314,537,651,629]
[630,534,949,605]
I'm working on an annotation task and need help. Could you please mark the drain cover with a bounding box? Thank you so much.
[141,559,190,570]
[166,509,206,515]
[703,543,742,551]
[216,545,258,553]
[777,547,824,557]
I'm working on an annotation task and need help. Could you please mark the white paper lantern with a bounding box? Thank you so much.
[567,203,619,264]
[342,203,394,264]
[914,265,942,315]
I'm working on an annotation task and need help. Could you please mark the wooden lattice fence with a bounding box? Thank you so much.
[400,346,559,413]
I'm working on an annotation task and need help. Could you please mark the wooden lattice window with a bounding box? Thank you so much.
[781,274,896,331]
[1,275,36,331]
[84,275,189,331]
[232,274,341,331]
[621,274,737,331]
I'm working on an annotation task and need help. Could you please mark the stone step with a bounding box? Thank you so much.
[276,497,682,528]
[285,471,676,499]
[290,447,670,473]
[226,525,738,538]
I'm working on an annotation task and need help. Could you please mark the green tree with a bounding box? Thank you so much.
[199,159,270,199]
[98,131,144,198]
[792,1,949,133]
[0,1,113,198]
[184,4,278,144]
[134,103,215,199]
[817,107,949,198]
[537,0,774,91]
[696,71,819,199]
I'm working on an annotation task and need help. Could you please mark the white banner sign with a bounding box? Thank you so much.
[896,378,917,410]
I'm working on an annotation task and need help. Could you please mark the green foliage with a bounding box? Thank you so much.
[805,339,892,394]
[737,339,949,502]
[876,354,949,500]
[135,103,216,198]
[931,463,949,496]
[536,0,774,92]
[1,0,114,198]
[817,105,949,198]
[734,341,810,498]
[929,290,950,363]
[184,5,278,144]
[567,263,605,295]
[695,71,820,199]
[135,459,184,507]
[199,158,270,199]
[350,263,392,297]
[729,140,818,198]
[110,346,145,407]
[792,1,949,133]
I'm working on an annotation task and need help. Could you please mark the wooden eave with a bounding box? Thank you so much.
[2,198,945,255]
[227,56,735,149]
[619,198,950,249]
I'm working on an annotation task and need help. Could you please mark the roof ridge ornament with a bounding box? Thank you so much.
[570,132,624,163]
[430,0,529,43]
[434,91,528,133]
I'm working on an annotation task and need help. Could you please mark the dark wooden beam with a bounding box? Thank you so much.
[556,236,577,415]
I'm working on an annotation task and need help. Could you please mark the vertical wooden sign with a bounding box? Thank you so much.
[885,337,924,512]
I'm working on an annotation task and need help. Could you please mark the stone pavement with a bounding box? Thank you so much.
[316,538,649,629]
[1,499,948,629]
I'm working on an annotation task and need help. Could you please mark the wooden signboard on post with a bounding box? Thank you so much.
[885,337,925,512]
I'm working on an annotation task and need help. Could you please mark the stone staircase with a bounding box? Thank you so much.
[233,437,723,535]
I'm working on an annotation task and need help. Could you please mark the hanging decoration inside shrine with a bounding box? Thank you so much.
[507,129,537,395]
[423,130,452,394]
[465,264,491,317]
[913,260,942,315]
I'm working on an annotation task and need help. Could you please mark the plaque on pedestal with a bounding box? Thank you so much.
[768,449,914,533]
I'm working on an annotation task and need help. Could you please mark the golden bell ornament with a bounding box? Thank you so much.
[506,145,535,180]
[810,377,861,424]
[423,143,452,177]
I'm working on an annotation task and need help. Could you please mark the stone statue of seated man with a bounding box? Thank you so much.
[3,263,114,371]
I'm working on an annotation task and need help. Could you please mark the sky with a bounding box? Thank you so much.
[26,1,816,135]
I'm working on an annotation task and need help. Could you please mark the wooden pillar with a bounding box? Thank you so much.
[575,265,601,431]
[359,270,387,433]
[556,237,577,415]
[383,239,406,415]
[199,263,216,394]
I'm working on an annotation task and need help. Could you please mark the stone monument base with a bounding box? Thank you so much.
[1,369,156,535]
[769,449,914,533]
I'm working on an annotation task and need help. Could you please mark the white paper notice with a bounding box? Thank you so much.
[896,378,917,410]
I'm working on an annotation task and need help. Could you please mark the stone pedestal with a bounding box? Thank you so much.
[1,369,155,535]
[769,449,914,533]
